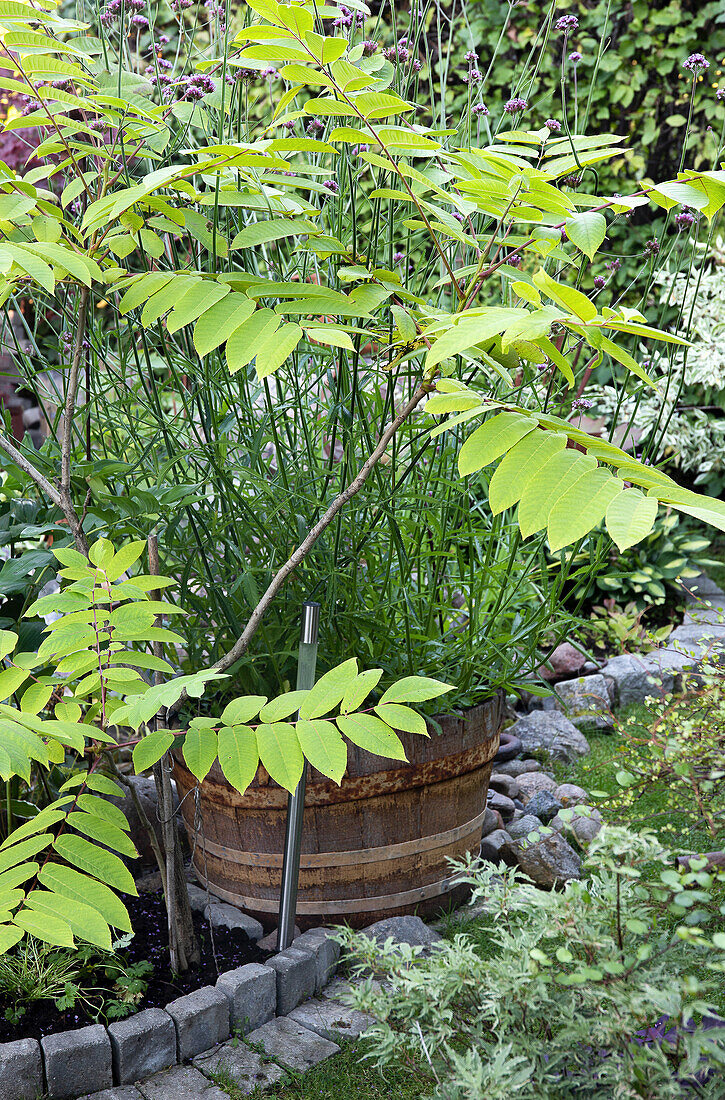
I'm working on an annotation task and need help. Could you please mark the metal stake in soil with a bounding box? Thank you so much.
[277,600,320,951]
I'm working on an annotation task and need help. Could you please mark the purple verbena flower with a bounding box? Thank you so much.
[593,275,605,289]
[675,209,695,230]
[545,118,561,132]
[572,398,593,410]
[683,53,709,73]
[452,211,464,222]
[260,67,277,78]
[281,119,296,130]
[561,173,581,187]
[129,14,149,28]
[306,117,324,135]
[412,58,422,72]
[323,179,339,194]
[464,50,478,62]
[170,0,192,12]
[362,40,379,56]
[643,237,660,256]
[472,103,489,116]
[717,88,725,100]
[555,15,579,32]
[605,258,621,272]
[568,51,582,63]
[187,72,215,93]
[504,96,528,113]
[463,68,482,84]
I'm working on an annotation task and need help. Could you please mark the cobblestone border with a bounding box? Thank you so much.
[0,924,346,1100]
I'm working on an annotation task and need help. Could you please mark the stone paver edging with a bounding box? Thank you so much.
[0,911,416,1100]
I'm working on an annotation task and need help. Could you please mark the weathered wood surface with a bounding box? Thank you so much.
[174,695,503,928]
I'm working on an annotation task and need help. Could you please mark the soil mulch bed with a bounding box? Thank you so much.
[0,890,267,1042]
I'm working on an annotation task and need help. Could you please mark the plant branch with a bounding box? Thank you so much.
[0,432,63,508]
[59,285,91,555]
[167,381,432,718]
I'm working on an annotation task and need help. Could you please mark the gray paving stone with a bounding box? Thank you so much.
[79,1089,143,1100]
[245,1017,340,1072]
[166,986,230,1061]
[287,998,374,1043]
[194,1041,284,1095]
[292,928,340,992]
[264,946,316,1015]
[42,1024,112,1099]
[137,1065,229,1099]
[186,884,209,912]
[108,1008,176,1085]
[0,1038,42,1100]
[216,962,276,1034]
[204,901,264,943]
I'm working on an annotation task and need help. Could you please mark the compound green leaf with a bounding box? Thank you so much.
[565,212,607,259]
[296,719,347,784]
[13,907,74,948]
[217,724,258,794]
[38,864,132,932]
[379,676,452,704]
[336,713,407,761]
[25,890,111,950]
[67,812,138,859]
[340,668,383,713]
[547,468,623,551]
[259,691,309,722]
[193,293,254,357]
[488,430,567,514]
[605,489,659,552]
[132,730,174,775]
[256,722,304,792]
[518,450,597,538]
[220,696,267,725]
[53,834,137,894]
[226,309,279,374]
[255,322,302,380]
[373,704,428,735]
[299,658,359,719]
[458,412,536,477]
[182,726,218,783]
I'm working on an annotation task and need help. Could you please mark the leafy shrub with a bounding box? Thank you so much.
[566,512,717,611]
[338,828,725,1099]
[611,663,725,843]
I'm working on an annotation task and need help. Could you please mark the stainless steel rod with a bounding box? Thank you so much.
[277,601,320,951]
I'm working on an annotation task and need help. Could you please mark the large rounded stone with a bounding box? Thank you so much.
[493,758,543,778]
[555,783,588,807]
[514,831,581,887]
[551,807,603,846]
[507,711,590,762]
[516,771,558,805]
[524,789,562,824]
[486,789,516,822]
[488,773,521,799]
[507,814,543,841]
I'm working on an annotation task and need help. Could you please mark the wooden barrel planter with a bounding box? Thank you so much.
[174,693,502,929]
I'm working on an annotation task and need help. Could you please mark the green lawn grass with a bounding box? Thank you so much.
[214,1040,428,1099]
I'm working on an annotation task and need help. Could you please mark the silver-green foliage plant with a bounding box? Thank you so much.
[0,536,448,955]
[337,828,725,1100]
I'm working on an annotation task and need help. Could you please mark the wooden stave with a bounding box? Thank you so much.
[174,695,502,928]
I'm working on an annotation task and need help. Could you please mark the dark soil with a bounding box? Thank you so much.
[0,890,267,1042]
